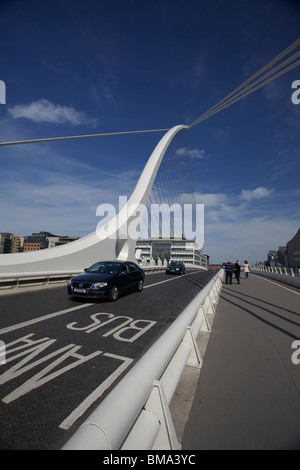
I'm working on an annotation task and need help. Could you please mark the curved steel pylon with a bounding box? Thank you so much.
[0,125,188,274]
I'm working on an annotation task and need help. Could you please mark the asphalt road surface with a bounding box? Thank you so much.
[0,268,214,450]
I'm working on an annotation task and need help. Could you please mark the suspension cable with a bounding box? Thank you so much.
[0,128,170,147]
[189,38,300,128]
[1,40,299,146]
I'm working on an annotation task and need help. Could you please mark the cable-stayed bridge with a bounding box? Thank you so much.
[0,124,192,274]
[0,38,299,274]
[0,40,299,451]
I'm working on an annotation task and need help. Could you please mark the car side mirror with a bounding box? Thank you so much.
[84,268,88,272]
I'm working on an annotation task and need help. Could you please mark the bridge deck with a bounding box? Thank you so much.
[182,273,300,450]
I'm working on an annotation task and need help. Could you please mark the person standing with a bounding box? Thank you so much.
[224,260,234,284]
[244,260,250,278]
[234,260,241,284]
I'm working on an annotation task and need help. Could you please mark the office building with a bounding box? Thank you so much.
[135,237,208,269]
[287,228,300,266]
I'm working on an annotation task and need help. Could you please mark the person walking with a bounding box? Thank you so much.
[224,260,234,284]
[244,260,250,278]
[234,260,241,284]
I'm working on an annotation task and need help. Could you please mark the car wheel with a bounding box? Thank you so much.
[109,285,119,301]
[136,279,144,292]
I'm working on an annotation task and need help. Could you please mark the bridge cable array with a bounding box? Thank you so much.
[189,38,300,128]
[0,39,299,147]
[140,128,195,243]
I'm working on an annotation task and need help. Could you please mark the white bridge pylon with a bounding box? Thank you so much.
[0,125,188,274]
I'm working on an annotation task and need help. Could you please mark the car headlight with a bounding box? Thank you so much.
[92,282,108,289]
[176,268,179,270]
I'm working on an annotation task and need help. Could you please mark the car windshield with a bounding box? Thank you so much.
[86,262,122,274]
[169,262,182,266]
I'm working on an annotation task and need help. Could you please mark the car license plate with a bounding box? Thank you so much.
[74,288,87,293]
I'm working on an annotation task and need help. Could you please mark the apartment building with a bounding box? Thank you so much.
[23,242,42,252]
[0,232,24,253]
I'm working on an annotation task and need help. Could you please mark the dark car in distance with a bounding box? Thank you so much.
[68,261,145,301]
[166,261,186,275]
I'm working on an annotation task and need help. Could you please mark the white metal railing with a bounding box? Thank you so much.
[0,270,82,289]
[253,266,300,289]
[255,266,300,276]
[0,266,168,290]
[62,269,224,450]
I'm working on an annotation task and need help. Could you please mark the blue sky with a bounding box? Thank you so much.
[0,0,299,264]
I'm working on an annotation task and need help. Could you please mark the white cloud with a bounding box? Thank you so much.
[176,147,208,159]
[202,216,299,265]
[194,192,227,208]
[186,189,299,263]
[189,148,208,159]
[8,99,97,126]
[0,176,131,237]
[240,186,274,201]
[0,156,138,237]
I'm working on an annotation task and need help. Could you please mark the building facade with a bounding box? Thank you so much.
[0,233,13,253]
[47,236,80,247]
[23,231,58,250]
[0,233,23,254]
[23,242,42,252]
[265,227,300,267]
[135,237,208,269]
[0,231,79,254]
[287,228,300,267]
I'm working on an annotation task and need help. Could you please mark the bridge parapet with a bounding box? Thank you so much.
[253,267,300,289]
[62,269,224,450]
[0,265,170,291]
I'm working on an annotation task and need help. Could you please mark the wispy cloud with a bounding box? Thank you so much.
[240,186,274,201]
[0,171,136,237]
[190,187,299,262]
[0,142,139,237]
[176,147,209,159]
[8,99,98,127]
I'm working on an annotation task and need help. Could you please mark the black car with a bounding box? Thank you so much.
[166,261,186,275]
[67,261,145,301]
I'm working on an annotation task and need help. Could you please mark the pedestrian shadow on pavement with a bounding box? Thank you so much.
[220,287,300,341]
[222,285,300,318]
[223,282,300,316]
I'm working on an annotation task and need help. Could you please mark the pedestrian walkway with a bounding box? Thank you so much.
[182,274,300,450]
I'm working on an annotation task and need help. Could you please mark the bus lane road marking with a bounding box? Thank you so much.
[0,269,200,335]
[0,271,201,433]
[0,303,94,335]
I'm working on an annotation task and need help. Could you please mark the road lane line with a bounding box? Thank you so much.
[144,270,201,288]
[0,269,209,436]
[0,270,204,335]
[0,303,94,335]
[59,353,133,430]
[253,274,300,296]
